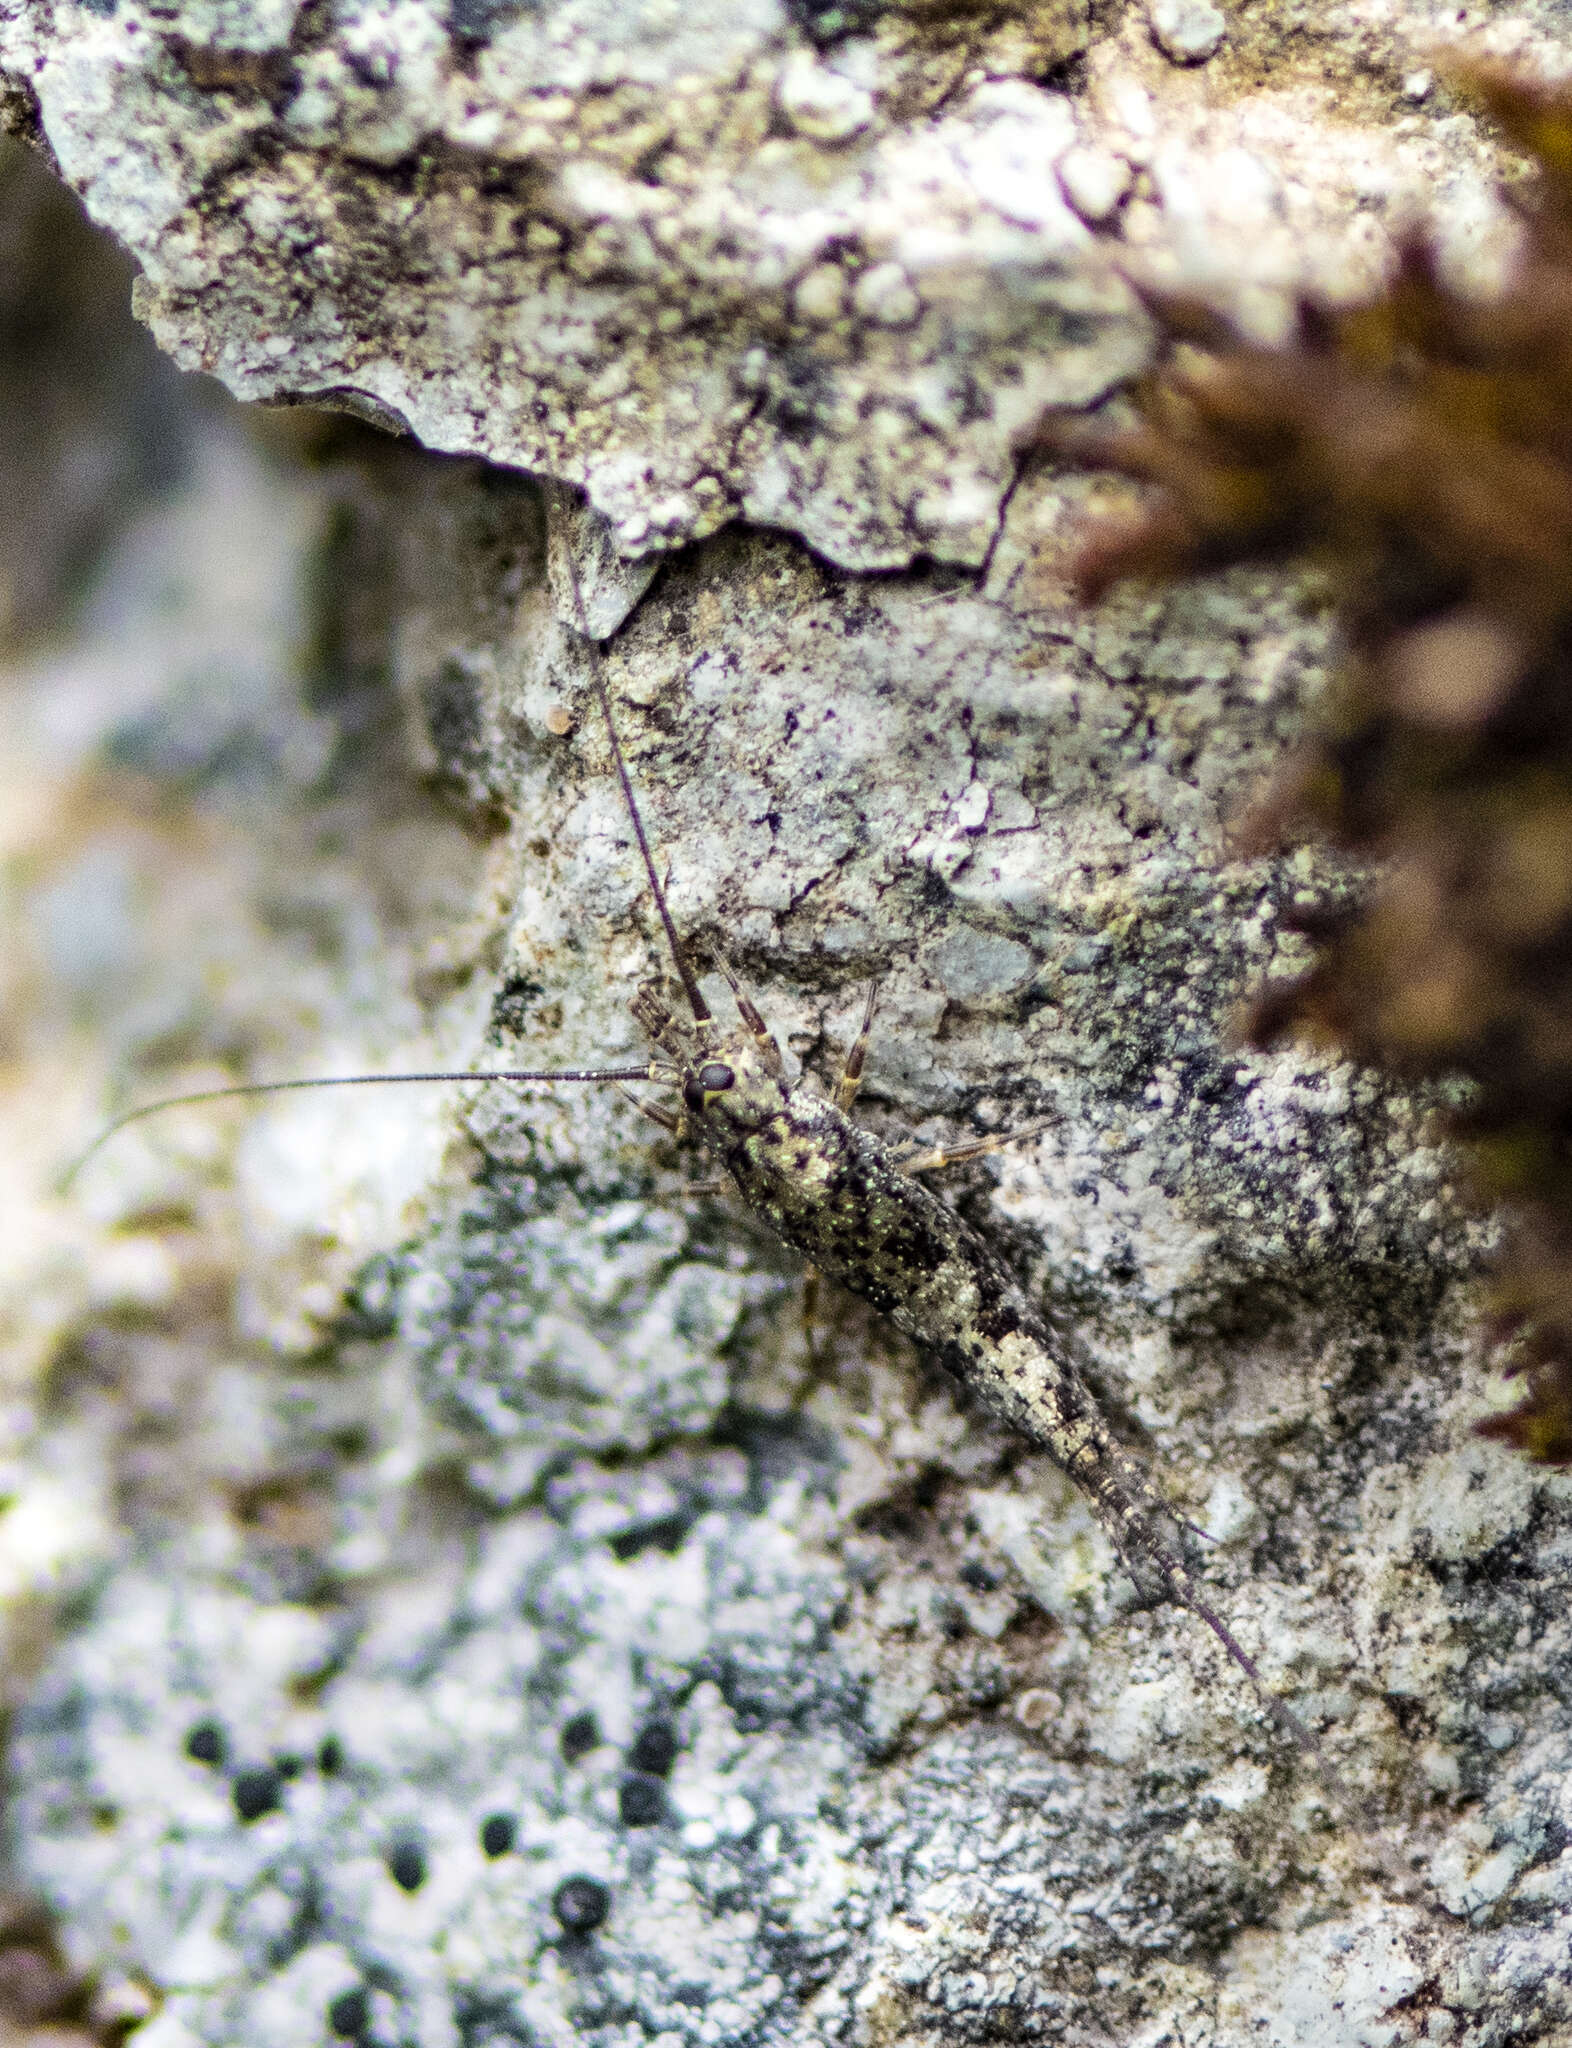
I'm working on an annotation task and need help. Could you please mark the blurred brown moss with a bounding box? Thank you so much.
[1051,61,1572,1464]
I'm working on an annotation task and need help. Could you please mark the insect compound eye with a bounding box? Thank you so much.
[682,1061,736,1116]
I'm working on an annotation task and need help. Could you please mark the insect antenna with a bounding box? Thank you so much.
[57,1059,662,1194]
[557,524,713,1030]
[64,518,709,1195]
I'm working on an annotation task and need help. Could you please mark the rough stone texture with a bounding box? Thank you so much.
[1146,0,1226,69]
[4,0,1572,2045]
[2,0,1566,569]
[5,422,1572,2046]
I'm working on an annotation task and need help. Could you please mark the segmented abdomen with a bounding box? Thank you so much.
[719,1094,1196,1600]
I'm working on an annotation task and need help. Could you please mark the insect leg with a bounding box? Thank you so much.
[833,983,879,1112]
[793,982,883,1396]
[558,528,714,1032]
[895,1115,1058,1175]
[613,1082,683,1136]
[710,950,785,1078]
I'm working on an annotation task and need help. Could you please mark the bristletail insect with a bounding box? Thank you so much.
[64,519,1389,1844]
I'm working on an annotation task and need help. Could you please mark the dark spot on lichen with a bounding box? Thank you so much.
[327,1986,370,2039]
[232,1768,282,1822]
[480,1812,516,1858]
[618,1773,666,1827]
[552,1875,611,1935]
[628,1719,679,1777]
[560,1710,599,1761]
[184,1718,226,1767]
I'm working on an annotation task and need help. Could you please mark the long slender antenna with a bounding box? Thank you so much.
[557,519,712,1027]
[58,1062,657,1193]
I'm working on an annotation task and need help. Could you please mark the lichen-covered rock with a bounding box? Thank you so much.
[1048,62,1572,1467]
[4,417,1571,2045]
[4,0,1572,2042]
[0,0,1551,569]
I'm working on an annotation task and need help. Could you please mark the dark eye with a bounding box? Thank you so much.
[682,1061,736,1116]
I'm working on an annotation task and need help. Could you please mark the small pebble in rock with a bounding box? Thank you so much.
[232,1768,282,1823]
[543,704,573,736]
[793,262,847,325]
[1401,69,1433,101]
[628,1720,679,1777]
[183,1719,226,1768]
[775,49,874,143]
[480,1813,516,1858]
[618,1773,666,1827]
[387,1840,427,1892]
[326,1986,370,2039]
[560,1709,600,1761]
[1014,1687,1059,1731]
[1056,146,1132,225]
[852,261,920,328]
[1148,0,1225,63]
[553,1875,611,1935]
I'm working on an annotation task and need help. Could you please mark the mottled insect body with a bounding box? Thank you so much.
[593,577,1427,1896]
[629,976,1312,1756]
[639,979,1157,1521]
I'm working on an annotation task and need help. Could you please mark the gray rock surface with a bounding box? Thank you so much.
[0,0,1560,569]
[3,0,1572,2045]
